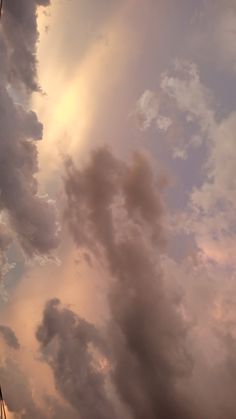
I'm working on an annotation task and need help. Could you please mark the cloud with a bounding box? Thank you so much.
[0,0,59,260]
[164,62,236,268]
[1,0,50,92]
[160,254,236,418]
[0,76,59,258]
[133,61,215,158]
[0,312,78,418]
[132,90,160,130]
[126,58,236,416]
[160,60,215,137]
[64,147,167,250]
[0,325,20,350]
[0,85,59,257]
[3,2,236,417]
[133,89,172,133]
[137,60,236,268]
[0,356,77,419]
[62,146,197,418]
[36,298,117,419]
[62,144,236,417]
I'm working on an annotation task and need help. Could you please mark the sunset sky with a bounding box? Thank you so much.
[1,1,236,418]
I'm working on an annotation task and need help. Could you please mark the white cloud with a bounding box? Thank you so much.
[156,115,172,132]
[134,60,236,268]
[132,90,160,130]
[172,147,188,160]
[160,60,215,137]
[160,61,236,267]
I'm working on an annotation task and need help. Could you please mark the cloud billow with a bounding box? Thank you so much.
[36,298,117,419]
[1,0,50,92]
[35,147,198,418]
[0,0,59,266]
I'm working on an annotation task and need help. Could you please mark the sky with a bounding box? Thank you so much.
[1,0,236,418]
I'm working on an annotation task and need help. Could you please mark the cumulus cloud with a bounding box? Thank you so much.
[1,0,50,92]
[59,146,199,418]
[137,60,236,268]
[132,90,160,130]
[0,85,59,257]
[134,61,215,158]
[64,147,167,250]
[0,4,60,408]
[3,1,236,417]
[36,298,117,419]
[127,56,236,414]
[164,62,236,268]
[133,89,172,132]
[61,144,236,418]
[160,60,215,137]
[0,0,59,260]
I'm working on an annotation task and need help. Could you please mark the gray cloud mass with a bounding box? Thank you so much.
[37,298,117,419]
[0,0,59,268]
[35,147,198,418]
[1,0,50,92]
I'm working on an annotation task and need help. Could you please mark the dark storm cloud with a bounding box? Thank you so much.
[60,147,198,419]
[0,325,20,349]
[36,298,118,419]
[1,0,50,92]
[106,241,193,419]
[0,0,59,258]
[64,147,166,251]
[0,81,59,257]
